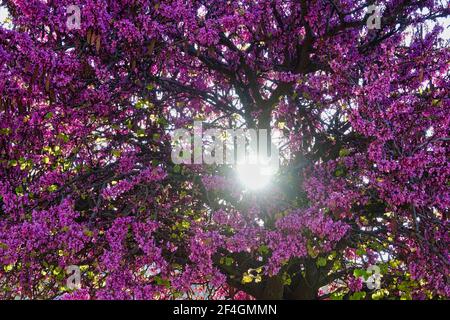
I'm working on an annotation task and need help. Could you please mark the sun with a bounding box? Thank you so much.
[236,162,277,191]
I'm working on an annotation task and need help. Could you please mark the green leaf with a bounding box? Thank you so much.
[83,229,94,237]
[431,99,440,106]
[307,242,319,258]
[157,117,168,126]
[332,260,341,271]
[135,100,145,109]
[350,291,366,300]
[257,245,269,255]
[241,274,253,284]
[353,269,366,278]
[15,185,24,196]
[111,150,122,157]
[224,257,234,266]
[316,257,327,267]
[282,273,291,285]
[4,264,14,272]
[9,160,18,167]
[47,184,58,193]
[0,128,11,135]
[339,148,351,157]
[154,276,170,287]
[57,133,69,143]
[137,129,146,137]
[371,290,385,300]
[181,220,190,229]
[330,292,344,300]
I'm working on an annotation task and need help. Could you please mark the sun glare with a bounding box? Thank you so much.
[236,162,277,190]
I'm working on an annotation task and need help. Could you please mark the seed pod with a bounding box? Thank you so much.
[87,29,93,44]
[40,66,46,84]
[49,89,56,104]
[96,36,101,53]
[31,65,39,84]
[147,39,156,55]
[45,76,50,92]
[17,98,25,115]
[419,68,424,83]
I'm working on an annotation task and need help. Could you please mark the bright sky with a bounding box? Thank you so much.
[0,6,7,22]
[0,6,10,28]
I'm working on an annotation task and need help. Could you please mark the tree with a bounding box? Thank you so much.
[0,0,448,300]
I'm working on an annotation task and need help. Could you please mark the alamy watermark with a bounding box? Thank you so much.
[65,4,381,32]
[66,265,81,290]
[171,121,280,170]
[66,5,81,31]
[364,265,382,290]
[367,5,382,30]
